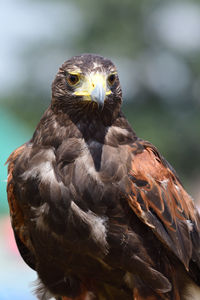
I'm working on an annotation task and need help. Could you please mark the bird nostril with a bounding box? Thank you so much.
[92,83,95,88]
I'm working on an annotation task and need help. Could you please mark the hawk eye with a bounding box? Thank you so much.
[67,74,80,86]
[107,74,116,86]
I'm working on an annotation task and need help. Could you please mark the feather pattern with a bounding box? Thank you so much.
[6,54,200,300]
[127,140,200,271]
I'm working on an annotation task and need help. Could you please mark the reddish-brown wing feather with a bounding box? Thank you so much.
[7,146,27,244]
[6,145,36,270]
[127,140,200,270]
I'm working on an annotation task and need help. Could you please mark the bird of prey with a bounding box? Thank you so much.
[7,54,200,300]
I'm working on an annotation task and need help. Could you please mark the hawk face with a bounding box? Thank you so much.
[51,54,122,119]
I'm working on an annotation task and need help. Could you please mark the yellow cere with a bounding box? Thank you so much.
[73,72,111,100]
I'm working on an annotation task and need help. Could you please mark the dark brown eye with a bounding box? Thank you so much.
[107,74,116,86]
[67,74,80,86]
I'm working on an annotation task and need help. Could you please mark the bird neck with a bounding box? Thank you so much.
[51,95,122,127]
[31,105,136,148]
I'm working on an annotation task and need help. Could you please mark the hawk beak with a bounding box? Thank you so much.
[91,82,106,109]
[73,73,111,109]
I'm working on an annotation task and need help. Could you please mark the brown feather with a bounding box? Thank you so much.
[127,140,200,271]
[6,54,200,300]
[7,145,28,249]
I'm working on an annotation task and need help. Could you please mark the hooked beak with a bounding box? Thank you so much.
[90,82,106,109]
[73,73,111,109]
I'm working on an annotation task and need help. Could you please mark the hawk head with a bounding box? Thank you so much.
[51,54,122,121]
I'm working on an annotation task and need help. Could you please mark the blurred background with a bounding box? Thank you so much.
[1,0,200,298]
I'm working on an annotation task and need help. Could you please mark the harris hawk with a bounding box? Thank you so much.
[6,54,200,300]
